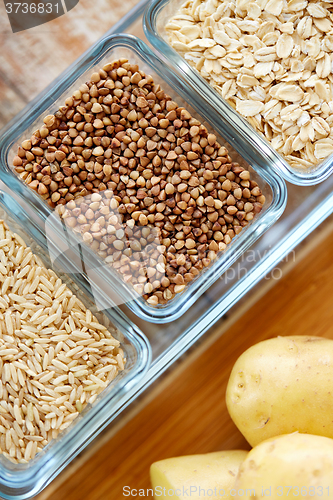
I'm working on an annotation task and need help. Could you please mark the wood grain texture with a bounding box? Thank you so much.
[36,218,333,500]
[0,0,140,129]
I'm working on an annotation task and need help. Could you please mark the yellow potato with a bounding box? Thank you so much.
[235,433,333,498]
[150,450,248,499]
[226,335,333,446]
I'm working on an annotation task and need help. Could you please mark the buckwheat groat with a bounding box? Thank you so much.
[13,58,265,306]
[166,0,333,170]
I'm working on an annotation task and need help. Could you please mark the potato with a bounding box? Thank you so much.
[235,433,333,498]
[150,450,248,499]
[226,335,333,446]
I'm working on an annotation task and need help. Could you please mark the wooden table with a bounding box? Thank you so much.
[2,3,333,499]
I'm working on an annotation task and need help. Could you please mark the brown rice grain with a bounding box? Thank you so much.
[0,222,125,463]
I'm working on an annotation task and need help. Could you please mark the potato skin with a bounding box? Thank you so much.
[226,336,333,446]
[150,450,248,499]
[235,433,333,498]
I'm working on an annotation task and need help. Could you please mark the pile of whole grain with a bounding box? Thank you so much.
[0,220,124,463]
[13,58,265,306]
[166,0,333,170]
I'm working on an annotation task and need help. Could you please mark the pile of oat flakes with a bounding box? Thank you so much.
[166,0,333,169]
[14,59,265,306]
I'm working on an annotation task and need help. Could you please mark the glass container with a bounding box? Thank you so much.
[0,34,287,323]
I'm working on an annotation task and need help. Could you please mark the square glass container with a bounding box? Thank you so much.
[143,0,333,186]
[0,34,286,324]
[0,190,151,500]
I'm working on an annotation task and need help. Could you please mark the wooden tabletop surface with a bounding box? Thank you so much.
[2,3,333,500]
[0,0,141,131]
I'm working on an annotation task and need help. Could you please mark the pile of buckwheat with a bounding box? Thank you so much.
[0,220,124,463]
[166,0,333,170]
[13,58,265,306]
